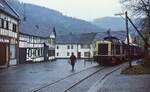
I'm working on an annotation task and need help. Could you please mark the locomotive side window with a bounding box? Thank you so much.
[116,45,120,55]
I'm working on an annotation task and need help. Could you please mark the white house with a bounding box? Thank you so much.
[55,33,96,59]
[56,30,136,59]
[56,44,78,58]
[0,0,19,68]
[77,33,96,58]
[55,34,78,58]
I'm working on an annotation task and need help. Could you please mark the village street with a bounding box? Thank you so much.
[0,59,97,92]
[1,59,150,92]
[1,0,150,92]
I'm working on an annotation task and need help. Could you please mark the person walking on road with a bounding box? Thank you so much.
[70,52,77,71]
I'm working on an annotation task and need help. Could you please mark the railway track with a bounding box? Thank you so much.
[33,64,123,92]
[65,65,122,92]
[64,67,105,92]
[32,65,103,92]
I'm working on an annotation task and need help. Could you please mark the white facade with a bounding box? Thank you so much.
[78,44,94,58]
[55,44,94,59]
[55,44,78,58]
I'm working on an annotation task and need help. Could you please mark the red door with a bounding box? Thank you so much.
[0,44,7,67]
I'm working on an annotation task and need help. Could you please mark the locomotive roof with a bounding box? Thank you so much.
[103,36,119,40]
[94,31,127,42]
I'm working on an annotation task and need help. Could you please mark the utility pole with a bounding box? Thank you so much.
[116,11,150,67]
[125,11,132,67]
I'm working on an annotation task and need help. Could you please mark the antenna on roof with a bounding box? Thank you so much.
[53,27,56,36]
[107,28,112,41]
[107,29,111,36]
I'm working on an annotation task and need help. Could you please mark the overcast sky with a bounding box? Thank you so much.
[18,0,122,21]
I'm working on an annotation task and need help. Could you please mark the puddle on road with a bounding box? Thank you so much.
[45,69,53,72]
[29,71,38,74]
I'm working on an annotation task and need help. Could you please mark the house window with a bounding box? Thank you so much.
[87,44,91,49]
[81,44,84,49]
[28,49,32,57]
[84,52,90,57]
[4,20,7,29]
[57,52,59,56]
[1,19,4,28]
[12,23,17,32]
[41,48,44,56]
[9,22,13,31]
[71,45,73,49]
[67,45,70,49]
[0,18,2,28]
[6,21,9,30]
[37,49,39,56]
[67,52,70,56]
[81,44,90,49]
[57,46,59,49]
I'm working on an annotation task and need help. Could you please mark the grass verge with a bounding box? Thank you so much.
[122,64,150,75]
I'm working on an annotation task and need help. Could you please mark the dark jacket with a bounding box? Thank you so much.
[70,55,76,64]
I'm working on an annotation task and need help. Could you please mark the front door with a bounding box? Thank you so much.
[19,48,27,64]
[0,43,8,67]
[78,52,81,59]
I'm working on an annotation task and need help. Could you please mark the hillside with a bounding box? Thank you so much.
[7,0,104,36]
[93,17,125,31]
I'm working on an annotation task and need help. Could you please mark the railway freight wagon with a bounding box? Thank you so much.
[93,37,143,65]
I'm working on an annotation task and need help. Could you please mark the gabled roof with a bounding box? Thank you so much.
[0,0,19,19]
[56,33,97,44]
[56,31,134,44]
[56,33,80,44]
[79,33,97,44]
[20,22,53,38]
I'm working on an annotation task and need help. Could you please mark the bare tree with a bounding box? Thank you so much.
[120,0,150,67]
[120,0,150,18]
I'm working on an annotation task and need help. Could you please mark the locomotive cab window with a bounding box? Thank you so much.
[98,43,108,55]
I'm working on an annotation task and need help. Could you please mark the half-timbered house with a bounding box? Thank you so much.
[0,0,19,68]
[19,19,56,63]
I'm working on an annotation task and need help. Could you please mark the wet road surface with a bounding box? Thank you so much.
[0,59,97,92]
[96,68,150,92]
